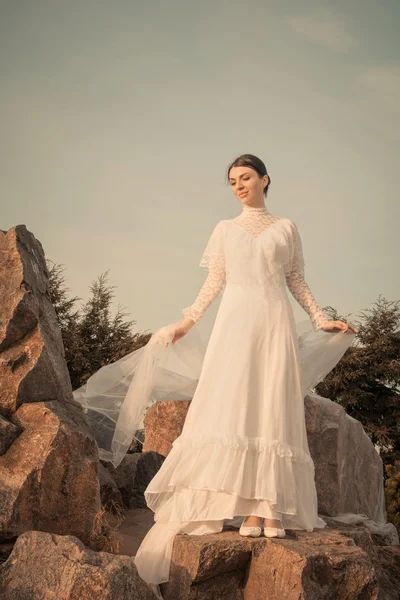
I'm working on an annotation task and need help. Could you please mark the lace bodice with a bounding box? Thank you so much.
[232,208,282,237]
[182,206,330,332]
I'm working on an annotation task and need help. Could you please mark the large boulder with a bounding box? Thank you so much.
[159,519,399,600]
[0,530,158,599]
[0,225,101,546]
[161,530,251,600]
[305,392,387,523]
[0,400,100,545]
[0,225,73,416]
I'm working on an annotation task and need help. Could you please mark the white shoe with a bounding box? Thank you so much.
[239,518,262,538]
[263,522,286,538]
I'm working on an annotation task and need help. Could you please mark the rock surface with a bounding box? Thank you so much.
[0,225,101,546]
[305,392,387,524]
[159,518,399,600]
[0,400,100,545]
[0,225,73,416]
[0,530,158,600]
[143,400,191,456]
[374,545,400,594]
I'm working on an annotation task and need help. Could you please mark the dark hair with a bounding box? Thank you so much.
[226,154,271,197]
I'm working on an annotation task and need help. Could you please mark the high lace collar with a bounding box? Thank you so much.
[232,203,277,235]
[241,204,269,215]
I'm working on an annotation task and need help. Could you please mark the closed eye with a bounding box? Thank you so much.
[231,177,249,185]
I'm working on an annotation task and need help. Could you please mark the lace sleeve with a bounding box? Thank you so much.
[182,221,226,324]
[284,221,330,332]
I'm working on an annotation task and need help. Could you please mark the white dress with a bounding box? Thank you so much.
[130,206,356,592]
[73,205,397,595]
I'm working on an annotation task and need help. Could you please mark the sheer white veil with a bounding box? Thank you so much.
[73,319,205,467]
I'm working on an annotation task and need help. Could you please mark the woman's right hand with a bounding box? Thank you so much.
[165,317,195,347]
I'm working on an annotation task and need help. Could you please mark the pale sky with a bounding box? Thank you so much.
[1,0,399,339]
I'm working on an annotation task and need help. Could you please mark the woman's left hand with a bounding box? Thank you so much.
[320,320,359,334]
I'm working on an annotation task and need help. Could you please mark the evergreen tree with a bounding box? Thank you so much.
[46,261,151,390]
[76,270,151,386]
[315,296,400,533]
[315,295,400,462]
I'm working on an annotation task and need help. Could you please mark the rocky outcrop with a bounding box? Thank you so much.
[0,226,73,416]
[305,392,386,523]
[0,401,100,544]
[0,530,158,600]
[0,225,100,546]
[159,518,399,600]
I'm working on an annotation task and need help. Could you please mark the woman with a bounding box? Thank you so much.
[74,154,359,596]
[163,153,358,533]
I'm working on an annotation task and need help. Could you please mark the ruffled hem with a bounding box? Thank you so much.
[147,487,325,533]
[145,435,316,516]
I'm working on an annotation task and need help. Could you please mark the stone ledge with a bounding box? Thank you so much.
[159,520,398,600]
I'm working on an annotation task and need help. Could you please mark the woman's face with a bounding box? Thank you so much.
[228,166,268,206]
